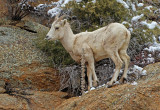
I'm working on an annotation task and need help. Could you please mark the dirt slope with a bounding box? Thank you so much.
[0,90,68,110]
[0,62,159,110]
[56,62,160,110]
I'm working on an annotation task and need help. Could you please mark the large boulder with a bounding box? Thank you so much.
[0,24,59,91]
[15,20,49,33]
[0,90,68,110]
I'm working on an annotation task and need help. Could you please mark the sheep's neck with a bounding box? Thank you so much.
[60,24,75,52]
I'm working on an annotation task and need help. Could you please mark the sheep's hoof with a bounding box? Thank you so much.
[107,84,113,88]
[107,81,115,88]
[120,77,127,84]
[88,86,91,91]
[93,80,99,87]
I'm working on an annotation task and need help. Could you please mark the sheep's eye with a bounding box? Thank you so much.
[55,27,59,30]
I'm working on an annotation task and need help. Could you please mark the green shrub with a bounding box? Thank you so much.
[65,0,130,33]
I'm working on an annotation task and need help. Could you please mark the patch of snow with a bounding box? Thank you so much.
[114,81,120,84]
[152,35,158,45]
[131,3,136,11]
[92,0,96,3]
[113,69,123,73]
[129,28,133,32]
[76,0,82,2]
[131,81,138,85]
[122,21,128,24]
[122,21,132,26]
[133,65,143,72]
[137,3,144,7]
[116,0,129,9]
[146,57,155,63]
[47,7,62,17]
[120,69,123,73]
[129,65,147,76]
[103,64,107,66]
[145,6,152,11]
[141,70,147,76]
[61,0,82,7]
[84,86,96,93]
[148,54,152,57]
[140,21,160,29]
[35,4,48,10]
[37,4,45,8]
[90,87,96,90]
[144,46,160,52]
[97,84,105,89]
[131,14,144,22]
[158,36,160,42]
[47,0,82,17]
[144,36,160,52]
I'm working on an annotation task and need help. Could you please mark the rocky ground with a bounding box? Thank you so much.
[0,21,60,91]
[0,60,159,110]
[56,62,160,110]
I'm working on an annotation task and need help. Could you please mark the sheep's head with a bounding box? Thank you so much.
[45,16,67,40]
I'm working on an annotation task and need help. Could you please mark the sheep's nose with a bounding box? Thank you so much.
[45,36,49,40]
[46,35,49,38]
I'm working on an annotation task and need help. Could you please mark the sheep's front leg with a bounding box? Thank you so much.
[83,45,98,90]
[86,64,92,90]
[86,59,98,90]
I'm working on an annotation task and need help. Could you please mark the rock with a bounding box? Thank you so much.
[0,25,60,91]
[16,20,49,33]
[0,80,5,86]
[0,87,5,93]
[11,64,60,91]
[0,90,68,110]
[0,0,7,17]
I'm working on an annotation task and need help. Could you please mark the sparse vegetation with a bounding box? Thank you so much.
[6,0,34,21]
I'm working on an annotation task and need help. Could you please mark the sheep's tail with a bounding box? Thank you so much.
[81,48,85,95]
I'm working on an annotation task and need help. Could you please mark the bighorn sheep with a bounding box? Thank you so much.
[46,16,131,90]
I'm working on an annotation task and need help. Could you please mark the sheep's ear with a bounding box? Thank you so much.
[62,19,67,26]
[55,16,58,21]
[55,13,60,21]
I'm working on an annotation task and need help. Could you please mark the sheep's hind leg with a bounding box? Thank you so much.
[119,50,130,84]
[108,52,123,87]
